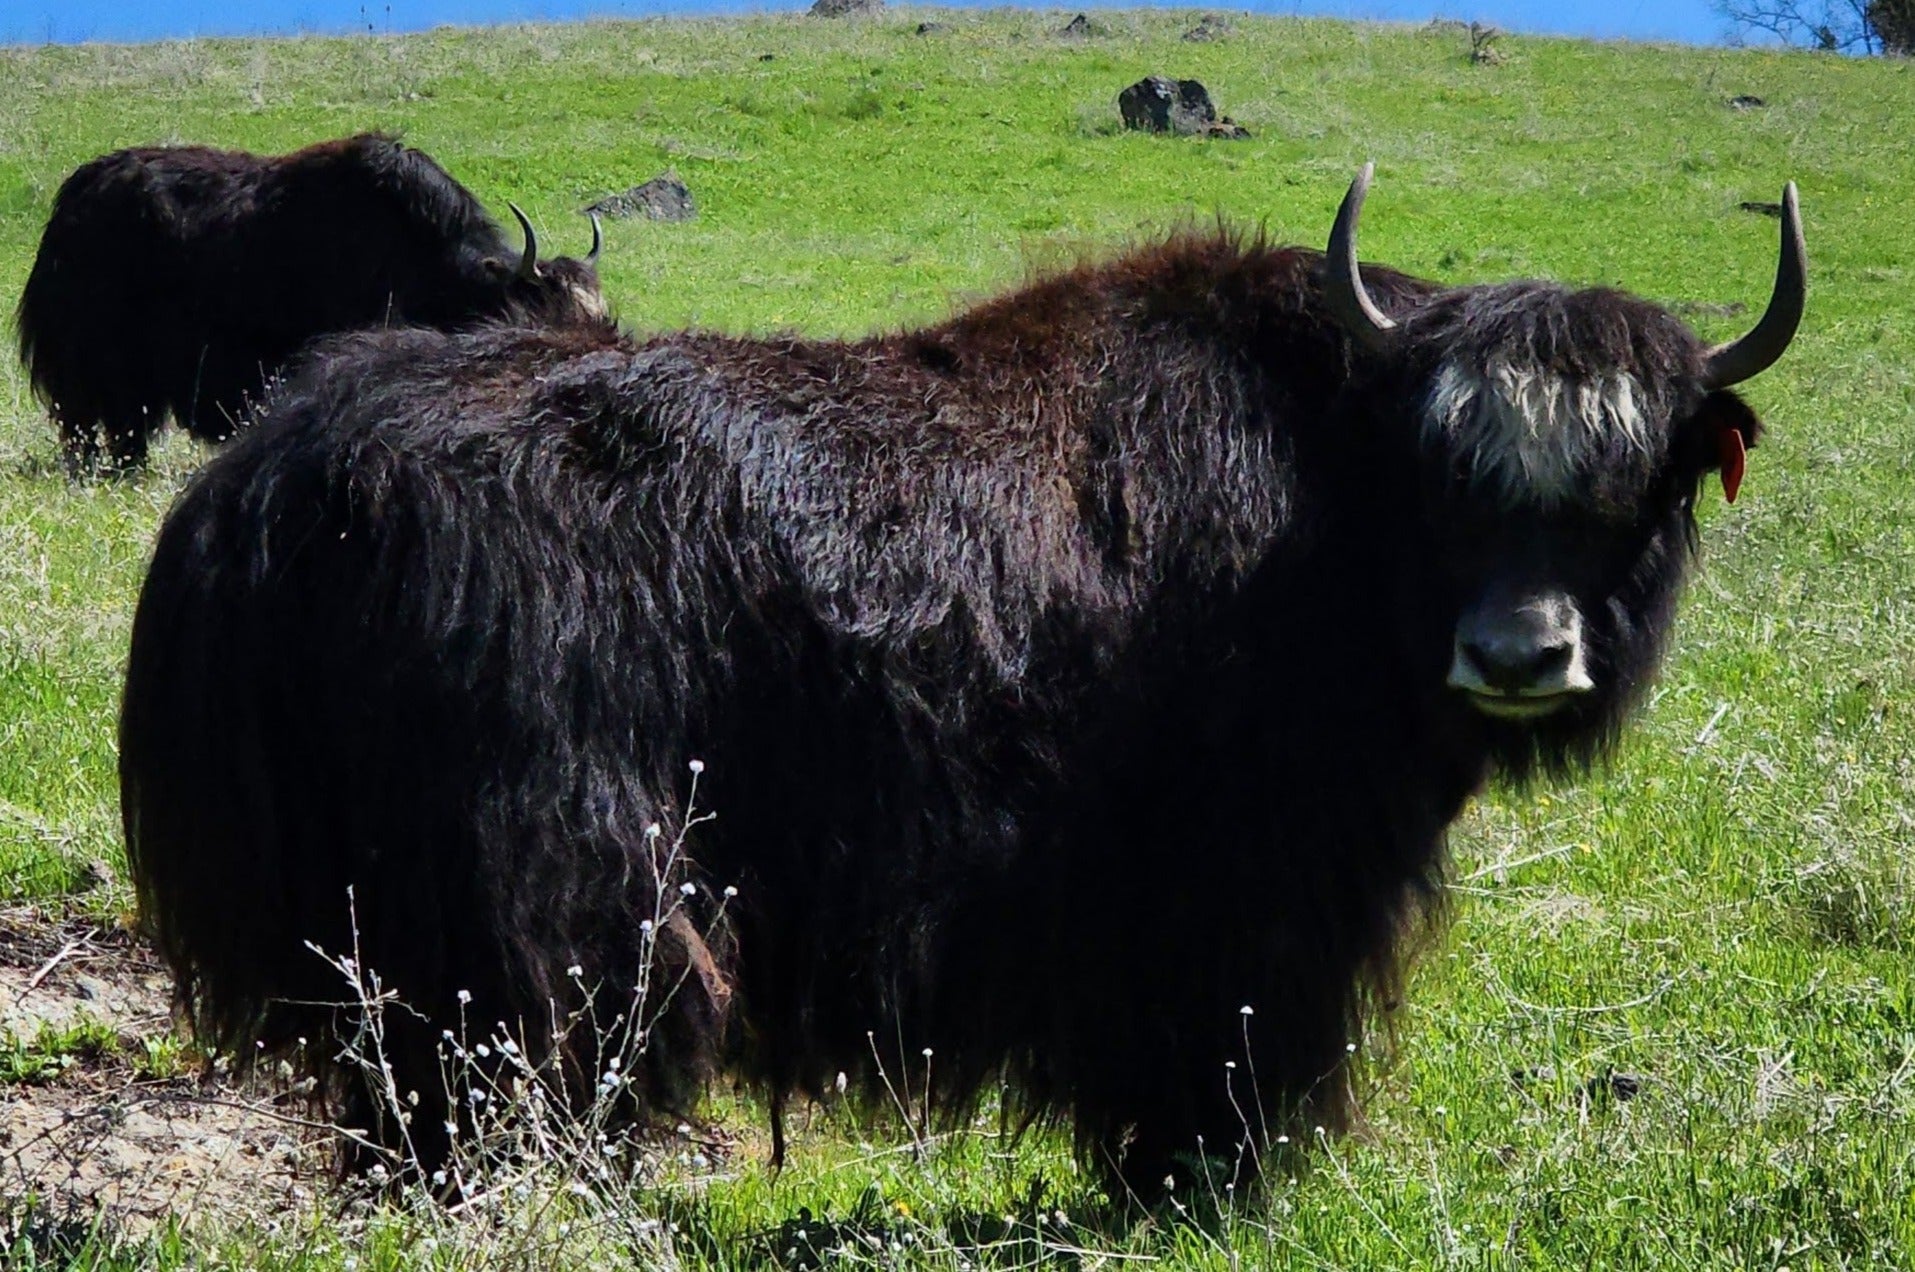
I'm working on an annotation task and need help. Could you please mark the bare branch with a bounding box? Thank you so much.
[1717,0,1885,51]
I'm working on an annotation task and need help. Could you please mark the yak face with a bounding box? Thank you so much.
[484,204,607,323]
[1320,165,1802,761]
[505,255,608,322]
[1407,283,1745,730]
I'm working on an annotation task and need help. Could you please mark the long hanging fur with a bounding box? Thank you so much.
[15,133,603,473]
[122,227,1768,1197]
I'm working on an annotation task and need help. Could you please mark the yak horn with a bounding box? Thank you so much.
[1325,162,1398,352]
[586,212,603,266]
[1702,182,1806,389]
[509,203,539,280]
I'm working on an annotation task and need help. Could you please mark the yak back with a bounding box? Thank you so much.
[16,134,521,426]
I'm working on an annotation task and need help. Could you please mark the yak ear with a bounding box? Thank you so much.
[1694,390,1764,504]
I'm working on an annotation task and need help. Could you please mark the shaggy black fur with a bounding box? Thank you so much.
[15,133,604,473]
[121,225,1772,1199]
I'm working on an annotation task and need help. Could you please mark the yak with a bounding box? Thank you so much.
[120,167,1805,1198]
[15,132,605,474]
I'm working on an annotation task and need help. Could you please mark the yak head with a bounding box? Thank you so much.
[487,203,608,323]
[1324,165,1804,771]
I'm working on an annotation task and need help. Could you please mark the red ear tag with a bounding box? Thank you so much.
[1716,426,1747,504]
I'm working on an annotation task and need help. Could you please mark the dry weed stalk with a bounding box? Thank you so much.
[297,765,736,1264]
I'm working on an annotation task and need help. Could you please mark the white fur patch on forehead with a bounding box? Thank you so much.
[573,284,609,319]
[1423,358,1649,505]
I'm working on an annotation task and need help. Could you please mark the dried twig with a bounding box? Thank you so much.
[15,936,86,1001]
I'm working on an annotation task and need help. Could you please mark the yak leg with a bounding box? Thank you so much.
[55,412,106,478]
[175,349,267,447]
[56,398,150,479]
[100,407,152,473]
[769,1089,788,1170]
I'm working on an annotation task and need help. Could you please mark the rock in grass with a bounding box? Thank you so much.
[1117,77,1250,139]
[1585,1070,1645,1102]
[1057,13,1102,38]
[809,0,882,16]
[587,172,695,222]
[1119,76,1212,133]
[1182,14,1233,42]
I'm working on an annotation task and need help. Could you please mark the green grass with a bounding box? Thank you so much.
[0,1017,117,1085]
[1,7,1912,1267]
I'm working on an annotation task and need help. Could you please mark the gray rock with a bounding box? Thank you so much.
[1182,14,1233,42]
[587,173,696,223]
[1118,77,1248,139]
[1120,76,1212,134]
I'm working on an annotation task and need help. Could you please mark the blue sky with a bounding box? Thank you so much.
[0,0,1763,49]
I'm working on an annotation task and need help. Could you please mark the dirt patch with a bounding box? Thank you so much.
[0,907,326,1236]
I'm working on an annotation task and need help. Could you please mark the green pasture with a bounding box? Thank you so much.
[0,8,1911,1267]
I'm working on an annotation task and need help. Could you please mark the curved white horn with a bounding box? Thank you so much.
[1325,162,1397,352]
[1702,182,1807,389]
[509,202,539,280]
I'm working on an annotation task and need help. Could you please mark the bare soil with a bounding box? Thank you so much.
[0,906,326,1237]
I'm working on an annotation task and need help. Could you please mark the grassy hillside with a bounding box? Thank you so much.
[2,8,1912,1267]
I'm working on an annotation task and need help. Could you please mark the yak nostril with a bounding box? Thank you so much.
[1459,639,1521,692]
[1524,639,1570,681]
[1528,642,1572,680]
[1459,639,1493,680]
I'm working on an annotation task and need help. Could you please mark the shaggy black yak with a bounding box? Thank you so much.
[121,167,1805,1197]
[16,133,604,473]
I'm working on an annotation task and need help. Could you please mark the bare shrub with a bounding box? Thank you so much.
[289,775,739,1261]
[1719,0,1910,53]
[1469,22,1507,65]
